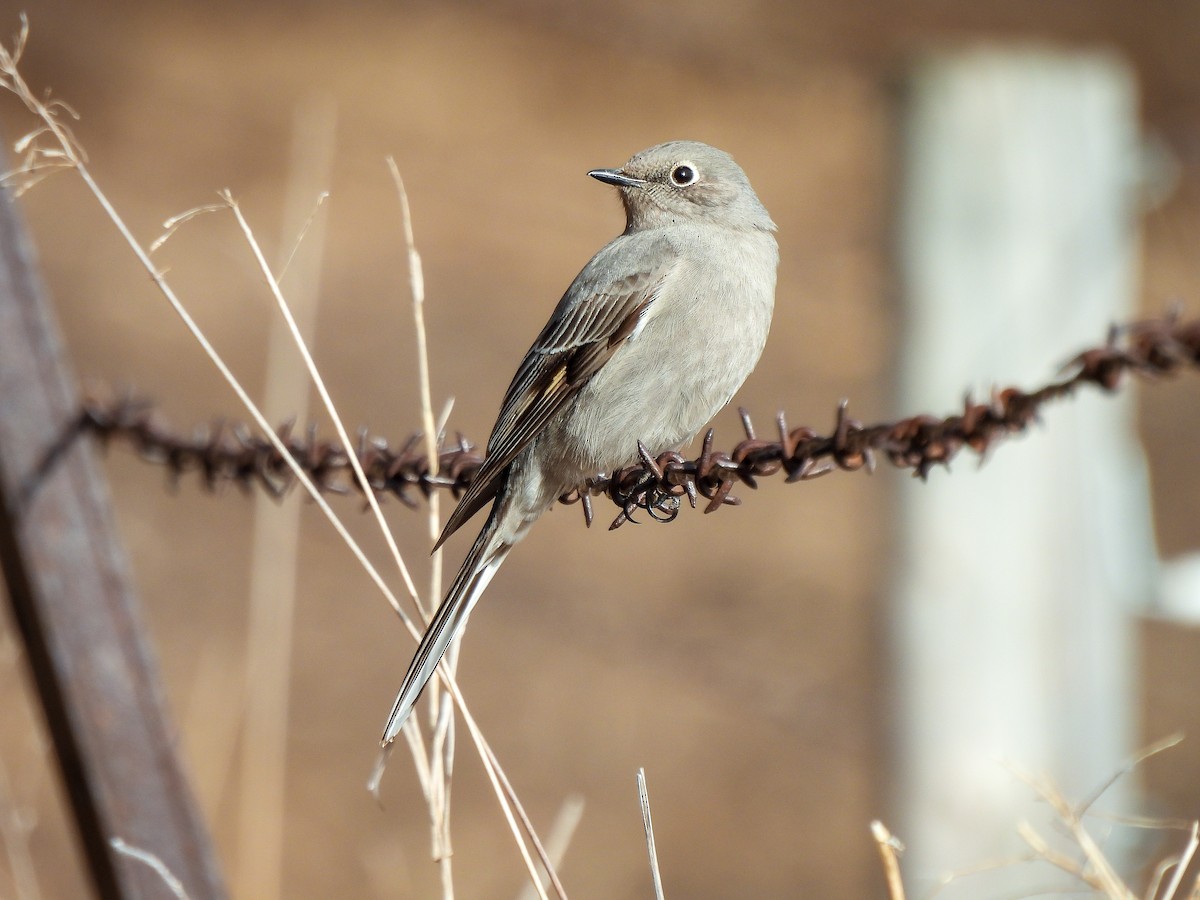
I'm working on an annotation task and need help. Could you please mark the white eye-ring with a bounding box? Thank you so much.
[670,162,699,186]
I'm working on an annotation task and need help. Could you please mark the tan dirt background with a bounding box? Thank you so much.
[1,1,1199,897]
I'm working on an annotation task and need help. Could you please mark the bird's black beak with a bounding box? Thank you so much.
[588,168,645,189]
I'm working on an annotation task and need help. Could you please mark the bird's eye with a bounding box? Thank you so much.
[670,163,698,186]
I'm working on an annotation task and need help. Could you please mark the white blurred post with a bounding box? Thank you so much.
[891,48,1156,893]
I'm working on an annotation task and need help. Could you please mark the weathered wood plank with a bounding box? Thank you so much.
[0,151,227,899]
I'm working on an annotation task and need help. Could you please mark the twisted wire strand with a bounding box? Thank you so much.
[77,313,1200,530]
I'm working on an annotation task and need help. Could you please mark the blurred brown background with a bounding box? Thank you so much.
[1,1,1199,897]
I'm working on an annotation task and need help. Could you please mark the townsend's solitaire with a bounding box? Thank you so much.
[383,140,778,742]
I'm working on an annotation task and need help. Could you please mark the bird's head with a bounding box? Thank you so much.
[589,140,776,234]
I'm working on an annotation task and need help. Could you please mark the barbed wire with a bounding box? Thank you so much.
[78,312,1200,530]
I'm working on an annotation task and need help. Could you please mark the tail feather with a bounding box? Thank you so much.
[381,514,509,744]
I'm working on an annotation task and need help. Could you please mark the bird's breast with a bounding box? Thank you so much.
[547,228,777,480]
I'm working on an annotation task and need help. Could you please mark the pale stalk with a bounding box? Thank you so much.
[0,35,412,626]
[870,821,906,900]
[2,28,563,896]
[637,770,664,900]
[1159,823,1199,900]
[234,94,335,900]
[515,795,584,900]
[385,156,454,897]
[224,196,421,607]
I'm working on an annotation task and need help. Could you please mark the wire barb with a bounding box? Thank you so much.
[76,313,1200,527]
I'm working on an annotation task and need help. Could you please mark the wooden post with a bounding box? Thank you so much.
[891,49,1155,892]
[0,153,227,897]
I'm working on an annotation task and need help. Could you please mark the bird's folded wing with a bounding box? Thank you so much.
[436,241,675,548]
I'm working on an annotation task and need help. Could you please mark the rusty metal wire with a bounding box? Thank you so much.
[78,313,1200,530]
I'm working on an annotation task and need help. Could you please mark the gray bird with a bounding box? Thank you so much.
[382,140,778,743]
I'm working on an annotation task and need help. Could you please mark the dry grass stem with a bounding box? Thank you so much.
[871,821,906,900]
[1077,734,1184,818]
[1092,812,1198,833]
[234,93,336,900]
[148,203,225,253]
[384,158,566,898]
[477,742,567,900]
[387,156,440,607]
[438,694,554,900]
[430,397,459,885]
[1004,734,1191,899]
[223,190,423,609]
[638,769,665,900]
[1,23,413,634]
[1015,819,1107,891]
[0,18,84,196]
[515,795,585,900]
[1006,763,1135,898]
[386,156,457,893]
[0,23,560,898]
[926,852,1039,898]
[904,737,1199,898]
[1153,822,1199,900]
[276,191,331,281]
[1029,796,1132,897]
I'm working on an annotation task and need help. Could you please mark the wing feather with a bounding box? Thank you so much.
[435,237,673,548]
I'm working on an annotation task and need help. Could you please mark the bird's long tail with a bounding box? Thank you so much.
[381,510,509,744]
